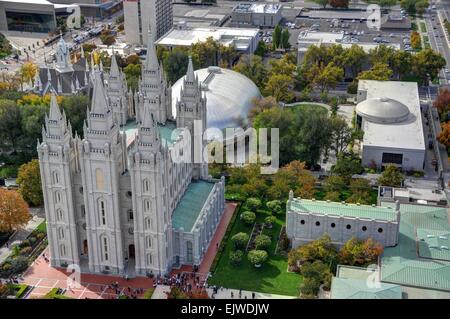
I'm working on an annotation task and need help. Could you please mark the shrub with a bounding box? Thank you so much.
[229,250,244,266]
[0,283,8,298]
[240,211,256,225]
[245,198,262,211]
[247,250,268,267]
[254,234,271,250]
[36,233,46,240]
[10,256,29,274]
[19,247,32,256]
[264,216,276,228]
[19,240,30,248]
[28,237,37,246]
[231,232,249,250]
[266,200,282,215]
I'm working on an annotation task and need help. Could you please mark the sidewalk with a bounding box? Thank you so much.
[0,213,45,264]
[150,285,295,299]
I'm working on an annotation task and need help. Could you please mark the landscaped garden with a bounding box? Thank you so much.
[208,198,302,296]
[0,282,30,299]
[0,220,48,279]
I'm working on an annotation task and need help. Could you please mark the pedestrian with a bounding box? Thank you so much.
[231,291,234,298]
[252,292,255,299]
[239,289,242,298]
[216,242,219,250]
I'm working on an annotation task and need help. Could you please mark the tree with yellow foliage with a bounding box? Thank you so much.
[0,189,30,232]
[17,159,43,206]
[438,121,450,147]
[19,62,39,88]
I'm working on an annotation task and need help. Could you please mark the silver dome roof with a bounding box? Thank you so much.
[172,67,261,130]
[356,97,410,124]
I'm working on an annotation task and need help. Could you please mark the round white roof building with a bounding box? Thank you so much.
[172,66,261,130]
[356,97,410,124]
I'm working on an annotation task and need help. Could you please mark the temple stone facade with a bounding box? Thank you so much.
[37,31,225,276]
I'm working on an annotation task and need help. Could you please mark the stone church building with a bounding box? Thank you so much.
[37,31,225,276]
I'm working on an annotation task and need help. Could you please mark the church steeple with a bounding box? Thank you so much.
[91,70,109,115]
[137,25,172,125]
[144,26,159,71]
[186,56,195,83]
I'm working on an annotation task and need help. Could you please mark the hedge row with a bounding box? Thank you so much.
[209,202,242,273]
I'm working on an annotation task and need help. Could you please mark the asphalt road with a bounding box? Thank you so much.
[424,1,450,85]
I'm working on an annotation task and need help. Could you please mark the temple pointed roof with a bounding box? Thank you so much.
[110,53,121,78]
[90,71,109,114]
[49,94,62,121]
[142,102,156,129]
[186,56,195,83]
[144,27,159,70]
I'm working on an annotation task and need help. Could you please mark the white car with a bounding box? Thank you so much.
[445,68,449,73]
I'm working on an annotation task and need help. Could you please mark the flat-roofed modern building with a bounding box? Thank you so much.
[124,0,173,45]
[297,31,400,65]
[231,3,282,28]
[155,24,260,53]
[286,192,400,248]
[0,0,57,33]
[356,80,426,171]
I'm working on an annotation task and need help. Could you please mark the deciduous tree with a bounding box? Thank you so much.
[17,159,43,206]
[0,189,30,232]
[378,164,404,187]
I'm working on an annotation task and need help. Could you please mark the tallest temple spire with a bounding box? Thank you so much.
[186,56,195,83]
[144,26,159,70]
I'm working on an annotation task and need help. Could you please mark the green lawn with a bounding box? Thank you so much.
[208,207,302,296]
[35,221,47,233]
[420,21,427,33]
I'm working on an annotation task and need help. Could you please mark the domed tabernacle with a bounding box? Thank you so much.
[172,67,261,131]
[356,97,410,124]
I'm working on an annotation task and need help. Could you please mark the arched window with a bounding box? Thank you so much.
[56,209,63,221]
[101,236,109,261]
[146,236,152,249]
[147,253,153,265]
[58,227,64,240]
[143,179,150,193]
[95,168,105,191]
[52,171,59,184]
[55,191,61,204]
[144,199,150,213]
[98,199,106,225]
[60,244,66,257]
[128,210,134,221]
[145,217,152,230]
[186,241,193,263]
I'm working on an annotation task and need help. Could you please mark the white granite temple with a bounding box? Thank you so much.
[37,30,225,276]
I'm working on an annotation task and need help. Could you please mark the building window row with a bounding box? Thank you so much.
[300,219,384,233]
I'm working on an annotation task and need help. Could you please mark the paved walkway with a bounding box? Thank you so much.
[150,285,295,300]
[0,210,45,264]
[19,202,239,299]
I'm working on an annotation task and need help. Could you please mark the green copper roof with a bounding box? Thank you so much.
[336,265,375,280]
[172,180,215,232]
[417,229,450,261]
[290,199,398,221]
[380,203,450,291]
[121,120,179,147]
[331,277,403,299]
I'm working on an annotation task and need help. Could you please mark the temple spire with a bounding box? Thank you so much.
[49,94,62,121]
[144,26,159,70]
[90,70,109,114]
[186,56,195,83]
[110,53,120,77]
